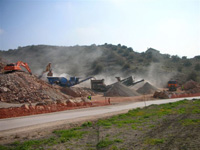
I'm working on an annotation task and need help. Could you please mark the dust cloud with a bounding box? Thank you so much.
[137,63,176,88]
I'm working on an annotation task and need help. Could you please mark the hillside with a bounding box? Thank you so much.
[0,44,200,86]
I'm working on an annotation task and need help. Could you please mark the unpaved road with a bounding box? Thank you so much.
[1,96,199,132]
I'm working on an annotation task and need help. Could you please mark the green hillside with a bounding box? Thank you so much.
[0,44,200,86]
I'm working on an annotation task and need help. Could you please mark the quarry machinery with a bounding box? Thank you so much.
[90,76,144,92]
[91,79,107,92]
[168,80,177,91]
[39,63,53,79]
[47,76,93,87]
[116,76,144,86]
[3,61,32,75]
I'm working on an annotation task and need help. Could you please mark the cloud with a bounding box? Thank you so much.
[0,29,4,35]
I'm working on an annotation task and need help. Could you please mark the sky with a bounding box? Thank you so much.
[0,0,199,58]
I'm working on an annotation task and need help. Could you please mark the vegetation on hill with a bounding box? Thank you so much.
[0,44,199,85]
[0,99,200,150]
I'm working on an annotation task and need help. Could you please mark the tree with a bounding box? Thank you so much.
[127,47,133,52]
[121,45,127,49]
[171,55,180,62]
[182,56,187,59]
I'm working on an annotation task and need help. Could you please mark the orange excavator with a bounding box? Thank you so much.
[3,61,32,75]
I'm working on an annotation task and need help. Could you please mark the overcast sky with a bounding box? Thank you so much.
[0,0,199,58]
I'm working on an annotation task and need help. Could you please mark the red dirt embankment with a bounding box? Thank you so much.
[0,99,111,119]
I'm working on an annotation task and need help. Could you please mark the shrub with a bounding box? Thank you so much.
[195,64,200,71]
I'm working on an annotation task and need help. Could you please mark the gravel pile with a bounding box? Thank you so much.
[105,82,140,97]
[136,82,158,94]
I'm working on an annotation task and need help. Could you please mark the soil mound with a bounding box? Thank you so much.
[0,72,71,103]
[137,82,158,94]
[105,82,140,97]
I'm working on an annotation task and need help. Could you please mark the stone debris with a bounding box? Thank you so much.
[153,91,169,99]
[105,82,140,97]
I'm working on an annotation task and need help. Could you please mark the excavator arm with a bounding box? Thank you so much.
[4,61,32,75]
[16,61,32,75]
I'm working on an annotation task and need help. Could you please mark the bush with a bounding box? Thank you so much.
[195,64,200,71]
[183,60,192,67]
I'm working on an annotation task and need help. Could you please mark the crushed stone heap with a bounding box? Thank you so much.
[136,82,158,94]
[0,72,71,103]
[105,82,140,97]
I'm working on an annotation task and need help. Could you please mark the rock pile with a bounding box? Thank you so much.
[105,82,140,97]
[153,91,169,99]
[0,72,71,103]
[71,87,95,97]
[137,82,158,94]
[183,80,198,90]
[60,87,95,98]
